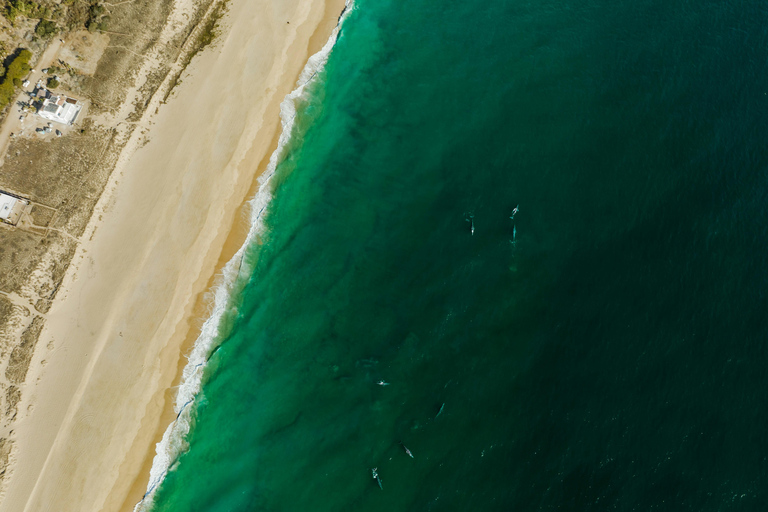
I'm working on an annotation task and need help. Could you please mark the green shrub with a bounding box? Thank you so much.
[35,19,58,38]
[4,0,43,22]
[0,49,33,109]
[0,81,17,108]
[47,77,59,88]
[6,51,32,78]
[5,5,18,21]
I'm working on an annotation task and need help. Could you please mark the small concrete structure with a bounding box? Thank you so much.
[0,192,29,226]
[38,94,82,125]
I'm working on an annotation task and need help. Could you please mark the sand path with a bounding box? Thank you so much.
[0,0,345,510]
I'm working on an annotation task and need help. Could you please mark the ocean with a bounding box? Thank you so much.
[143,0,768,510]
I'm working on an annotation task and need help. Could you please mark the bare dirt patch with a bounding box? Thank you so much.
[1,118,118,236]
[0,230,47,294]
[56,30,110,76]
[28,204,56,228]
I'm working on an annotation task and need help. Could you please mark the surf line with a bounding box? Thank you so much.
[133,2,358,510]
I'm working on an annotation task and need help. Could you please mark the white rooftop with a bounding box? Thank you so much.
[0,192,28,225]
[38,94,82,125]
[0,193,19,221]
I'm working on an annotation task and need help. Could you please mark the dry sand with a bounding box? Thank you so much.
[0,0,346,510]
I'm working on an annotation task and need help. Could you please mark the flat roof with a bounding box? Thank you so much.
[60,102,80,124]
[39,96,83,125]
[0,193,19,221]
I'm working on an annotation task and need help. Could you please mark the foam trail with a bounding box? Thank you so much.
[134,3,355,510]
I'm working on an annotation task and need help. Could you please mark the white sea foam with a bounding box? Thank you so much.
[134,3,355,510]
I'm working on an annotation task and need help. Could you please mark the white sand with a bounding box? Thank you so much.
[0,0,346,510]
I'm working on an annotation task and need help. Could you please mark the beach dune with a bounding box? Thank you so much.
[0,0,346,510]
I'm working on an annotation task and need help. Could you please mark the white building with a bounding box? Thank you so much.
[39,95,82,125]
[0,192,28,225]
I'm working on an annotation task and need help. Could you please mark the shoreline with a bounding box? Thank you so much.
[0,0,347,510]
[125,2,351,508]
[133,3,354,506]
[114,114,281,512]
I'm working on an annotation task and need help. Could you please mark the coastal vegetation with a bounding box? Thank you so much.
[163,0,228,101]
[35,18,57,37]
[85,2,109,31]
[0,48,31,109]
[196,2,224,49]
[3,0,51,23]
[2,0,110,34]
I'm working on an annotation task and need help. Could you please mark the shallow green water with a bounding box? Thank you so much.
[149,0,768,510]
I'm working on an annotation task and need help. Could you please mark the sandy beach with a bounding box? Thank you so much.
[0,0,346,510]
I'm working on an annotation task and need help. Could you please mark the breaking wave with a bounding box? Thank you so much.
[134,3,355,509]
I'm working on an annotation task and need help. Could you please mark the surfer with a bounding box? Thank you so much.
[400,442,414,458]
[377,380,390,386]
[372,467,383,489]
[466,213,475,235]
[510,205,519,219]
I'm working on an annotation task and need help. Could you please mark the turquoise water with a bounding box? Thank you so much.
[148,0,768,510]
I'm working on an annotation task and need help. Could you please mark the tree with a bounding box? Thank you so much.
[35,19,58,38]
[89,3,105,17]
[0,49,34,109]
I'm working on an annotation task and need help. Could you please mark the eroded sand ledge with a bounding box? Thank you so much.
[0,0,346,510]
